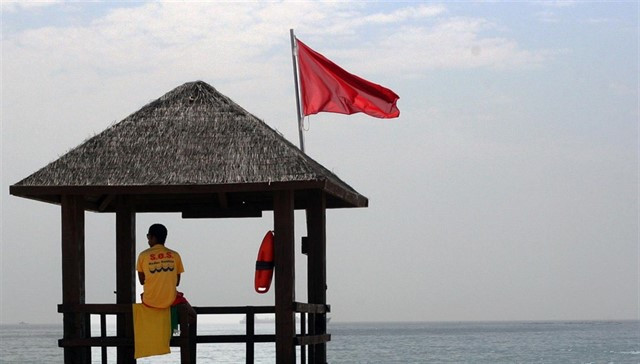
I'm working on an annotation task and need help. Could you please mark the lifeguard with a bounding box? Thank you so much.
[137,223,184,308]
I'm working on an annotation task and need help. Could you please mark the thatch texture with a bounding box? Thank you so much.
[12,81,366,208]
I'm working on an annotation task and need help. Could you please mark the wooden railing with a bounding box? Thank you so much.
[193,305,275,363]
[57,302,330,363]
[294,302,331,363]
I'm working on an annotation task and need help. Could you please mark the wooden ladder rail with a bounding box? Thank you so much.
[293,302,331,364]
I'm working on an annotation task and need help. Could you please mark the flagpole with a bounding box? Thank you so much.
[290,28,305,153]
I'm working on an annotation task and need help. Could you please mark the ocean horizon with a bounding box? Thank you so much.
[1,320,639,363]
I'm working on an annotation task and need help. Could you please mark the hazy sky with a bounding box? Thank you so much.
[1,1,638,324]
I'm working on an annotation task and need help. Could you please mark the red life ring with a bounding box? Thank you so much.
[254,231,274,294]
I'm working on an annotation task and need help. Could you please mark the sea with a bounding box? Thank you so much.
[1,321,639,363]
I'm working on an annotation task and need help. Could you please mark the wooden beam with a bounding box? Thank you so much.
[10,181,326,197]
[59,337,131,347]
[217,192,229,208]
[58,303,131,313]
[294,302,330,314]
[274,190,296,364]
[115,197,136,364]
[181,207,262,219]
[323,180,369,208]
[306,190,327,364]
[196,335,276,344]
[98,194,116,212]
[295,334,331,346]
[61,195,91,363]
[194,306,275,315]
[10,180,369,209]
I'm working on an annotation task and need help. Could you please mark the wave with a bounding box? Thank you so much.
[149,266,175,273]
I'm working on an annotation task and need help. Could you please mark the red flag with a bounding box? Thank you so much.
[296,39,400,119]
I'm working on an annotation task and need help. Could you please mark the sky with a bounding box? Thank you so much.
[1,1,638,325]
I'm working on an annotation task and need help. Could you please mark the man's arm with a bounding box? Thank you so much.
[138,271,145,285]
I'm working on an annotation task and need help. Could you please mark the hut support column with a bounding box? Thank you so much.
[274,190,296,364]
[116,198,136,363]
[61,195,91,363]
[306,191,327,364]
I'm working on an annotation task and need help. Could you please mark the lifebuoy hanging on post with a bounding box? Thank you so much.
[254,231,274,293]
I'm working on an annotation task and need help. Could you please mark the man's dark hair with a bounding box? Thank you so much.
[148,224,168,244]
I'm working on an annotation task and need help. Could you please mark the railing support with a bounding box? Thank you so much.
[300,312,307,364]
[246,308,255,364]
[178,304,196,364]
[189,311,197,363]
[100,314,108,364]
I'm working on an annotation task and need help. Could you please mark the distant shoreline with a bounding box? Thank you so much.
[2,319,638,327]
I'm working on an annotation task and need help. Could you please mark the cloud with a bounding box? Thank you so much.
[5,3,282,87]
[1,0,62,12]
[534,10,560,23]
[333,17,554,77]
[361,4,446,24]
[1,1,555,124]
[540,0,578,8]
[3,2,552,85]
[583,17,614,25]
[1,1,557,142]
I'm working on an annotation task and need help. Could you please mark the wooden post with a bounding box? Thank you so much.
[246,308,255,364]
[306,190,327,364]
[100,314,107,364]
[178,305,194,364]
[189,310,197,364]
[116,197,136,364]
[274,190,296,364]
[61,195,91,363]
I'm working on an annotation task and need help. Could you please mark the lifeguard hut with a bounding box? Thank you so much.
[9,81,367,364]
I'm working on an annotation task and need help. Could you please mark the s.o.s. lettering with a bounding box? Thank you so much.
[149,252,173,261]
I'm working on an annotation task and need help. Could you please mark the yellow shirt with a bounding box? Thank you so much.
[137,244,184,308]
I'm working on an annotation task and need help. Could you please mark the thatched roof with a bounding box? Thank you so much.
[10,81,367,212]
